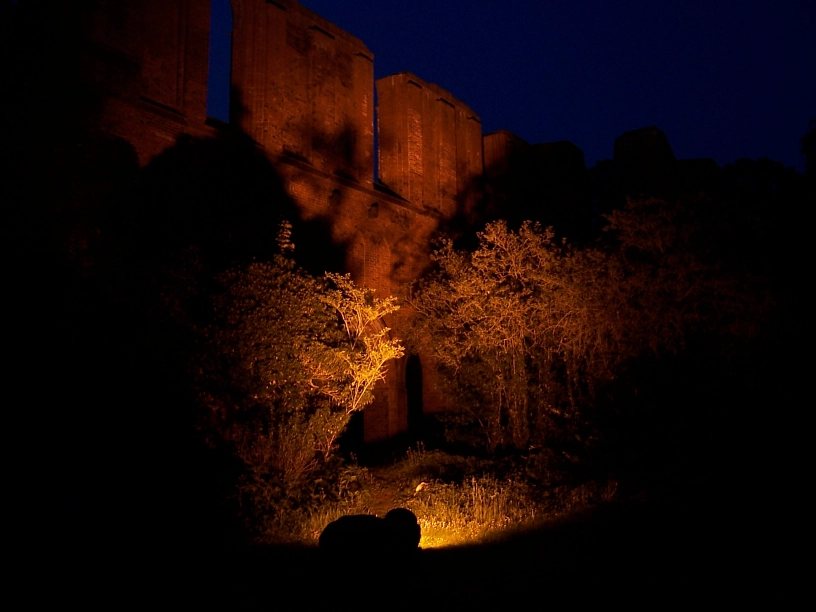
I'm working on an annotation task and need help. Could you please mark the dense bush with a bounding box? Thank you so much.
[193,237,402,537]
[408,199,771,457]
[239,458,373,543]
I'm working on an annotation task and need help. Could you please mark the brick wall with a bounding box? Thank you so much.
[377,72,483,219]
[232,0,374,187]
[87,0,211,165]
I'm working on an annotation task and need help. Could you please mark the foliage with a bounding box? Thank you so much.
[408,220,593,451]
[194,249,403,536]
[197,257,329,481]
[408,199,770,453]
[407,475,536,547]
[241,458,373,544]
[298,272,403,457]
[601,197,771,347]
[406,474,615,548]
[247,444,617,548]
[384,446,617,548]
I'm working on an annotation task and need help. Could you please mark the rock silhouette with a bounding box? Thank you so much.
[319,508,421,556]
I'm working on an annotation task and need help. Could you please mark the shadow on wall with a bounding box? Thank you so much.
[136,132,294,274]
[150,86,352,279]
[274,121,369,277]
[310,119,364,181]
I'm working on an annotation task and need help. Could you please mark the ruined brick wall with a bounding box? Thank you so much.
[377,72,483,220]
[79,0,484,443]
[231,0,374,187]
[86,0,211,164]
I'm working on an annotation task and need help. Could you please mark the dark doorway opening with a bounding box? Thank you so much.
[406,354,424,443]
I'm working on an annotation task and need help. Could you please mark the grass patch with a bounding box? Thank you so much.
[398,446,617,547]
[250,445,617,548]
[247,464,375,545]
[407,475,537,547]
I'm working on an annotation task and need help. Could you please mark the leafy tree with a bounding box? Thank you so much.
[409,199,770,454]
[408,221,577,451]
[297,271,403,457]
[196,249,403,515]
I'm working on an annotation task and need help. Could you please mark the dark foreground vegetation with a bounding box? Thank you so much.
[40,475,782,608]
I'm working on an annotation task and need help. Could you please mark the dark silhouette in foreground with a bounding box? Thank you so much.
[319,508,421,556]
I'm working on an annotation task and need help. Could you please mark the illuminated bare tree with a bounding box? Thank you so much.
[298,272,404,456]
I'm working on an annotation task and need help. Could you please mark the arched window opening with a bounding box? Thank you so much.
[207,0,233,122]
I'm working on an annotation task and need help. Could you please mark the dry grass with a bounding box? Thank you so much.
[293,495,373,543]
[407,476,538,547]
[256,445,617,548]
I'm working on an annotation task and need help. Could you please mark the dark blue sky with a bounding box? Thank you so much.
[209,0,814,172]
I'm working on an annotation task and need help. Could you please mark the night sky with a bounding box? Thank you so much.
[208,0,814,173]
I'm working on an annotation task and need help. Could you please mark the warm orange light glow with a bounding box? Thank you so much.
[406,476,536,548]
[418,520,503,548]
